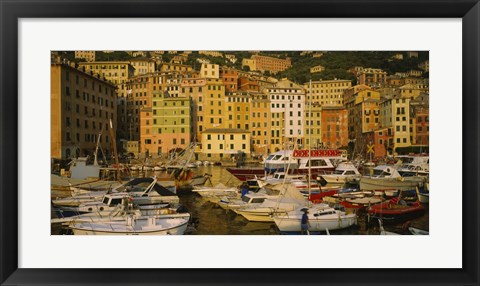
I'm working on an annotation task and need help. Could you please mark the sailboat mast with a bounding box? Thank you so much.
[109,119,121,183]
[308,80,312,197]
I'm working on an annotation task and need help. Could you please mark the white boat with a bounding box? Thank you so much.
[396,155,429,177]
[273,204,357,233]
[69,215,189,235]
[53,177,179,207]
[409,227,429,235]
[234,183,307,222]
[192,183,238,197]
[217,192,274,210]
[318,162,361,184]
[378,219,400,235]
[234,197,303,222]
[359,165,426,191]
[415,186,429,204]
[54,192,172,218]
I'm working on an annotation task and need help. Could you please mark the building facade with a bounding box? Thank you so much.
[51,63,117,159]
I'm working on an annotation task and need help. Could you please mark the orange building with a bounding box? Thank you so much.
[249,55,292,74]
[220,67,239,92]
[238,76,259,92]
[320,107,348,149]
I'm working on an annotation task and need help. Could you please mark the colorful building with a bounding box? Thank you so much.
[305,79,352,107]
[320,107,348,149]
[78,61,135,85]
[201,128,251,160]
[140,92,192,156]
[75,51,95,62]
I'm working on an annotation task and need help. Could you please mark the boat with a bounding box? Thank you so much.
[69,215,190,235]
[409,227,429,235]
[415,186,429,204]
[217,191,274,210]
[53,191,171,218]
[359,165,426,191]
[192,183,238,197]
[226,149,346,181]
[318,162,361,185]
[273,204,357,233]
[378,219,400,235]
[396,155,429,177]
[189,173,212,187]
[367,197,425,221]
[52,177,179,208]
[234,197,303,222]
[234,183,307,222]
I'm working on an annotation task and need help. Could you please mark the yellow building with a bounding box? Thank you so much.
[241,58,256,72]
[75,51,95,62]
[140,93,192,157]
[78,61,135,85]
[225,92,250,131]
[203,78,226,130]
[250,92,272,154]
[310,65,325,73]
[180,77,207,142]
[51,62,117,159]
[159,63,193,73]
[201,129,251,160]
[304,102,322,149]
[200,63,220,79]
[130,58,156,76]
[305,79,352,107]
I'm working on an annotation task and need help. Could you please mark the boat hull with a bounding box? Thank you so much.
[274,215,357,232]
[226,167,335,181]
[70,219,189,235]
[359,177,425,191]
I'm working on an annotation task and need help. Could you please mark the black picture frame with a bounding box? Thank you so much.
[1,0,478,285]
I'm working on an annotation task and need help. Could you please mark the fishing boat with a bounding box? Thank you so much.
[367,197,425,221]
[69,215,190,235]
[273,204,357,233]
[359,165,426,191]
[226,149,345,181]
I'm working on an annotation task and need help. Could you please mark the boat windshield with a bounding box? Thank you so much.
[266,155,275,160]
[102,197,109,204]
[373,169,391,177]
[333,170,344,175]
[401,157,414,164]
[242,196,251,203]
[272,155,282,160]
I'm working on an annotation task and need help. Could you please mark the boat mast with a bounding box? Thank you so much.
[308,80,312,199]
[109,119,121,183]
[93,127,103,166]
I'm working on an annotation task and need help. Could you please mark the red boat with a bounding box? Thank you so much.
[308,188,340,204]
[367,198,425,221]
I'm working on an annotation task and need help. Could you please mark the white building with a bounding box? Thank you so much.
[266,79,305,148]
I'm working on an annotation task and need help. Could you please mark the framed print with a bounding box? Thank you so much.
[1,0,479,285]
